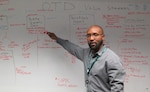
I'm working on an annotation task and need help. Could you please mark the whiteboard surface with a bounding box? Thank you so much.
[0,0,150,92]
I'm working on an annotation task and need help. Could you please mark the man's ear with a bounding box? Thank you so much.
[102,34,105,40]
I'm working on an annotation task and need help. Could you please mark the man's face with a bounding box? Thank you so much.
[86,26,104,51]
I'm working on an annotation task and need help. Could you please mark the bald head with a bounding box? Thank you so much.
[87,25,104,35]
[86,25,105,52]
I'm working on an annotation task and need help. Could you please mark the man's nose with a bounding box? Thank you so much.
[89,35,95,41]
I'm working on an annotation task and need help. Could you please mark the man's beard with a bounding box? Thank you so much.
[89,40,103,52]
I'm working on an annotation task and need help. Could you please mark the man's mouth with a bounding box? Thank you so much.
[90,42,96,47]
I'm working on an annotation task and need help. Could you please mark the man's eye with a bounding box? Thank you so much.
[86,34,90,37]
[93,33,99,36]
[86,33,102,38]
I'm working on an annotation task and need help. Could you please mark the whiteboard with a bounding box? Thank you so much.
[0,0,150,92]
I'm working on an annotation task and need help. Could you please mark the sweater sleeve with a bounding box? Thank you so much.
[56,37,85,61]
[107,54,126,92]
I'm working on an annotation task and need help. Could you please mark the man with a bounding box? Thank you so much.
[46,25,126,92]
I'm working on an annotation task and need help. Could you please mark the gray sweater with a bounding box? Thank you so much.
[56,37,126,92]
